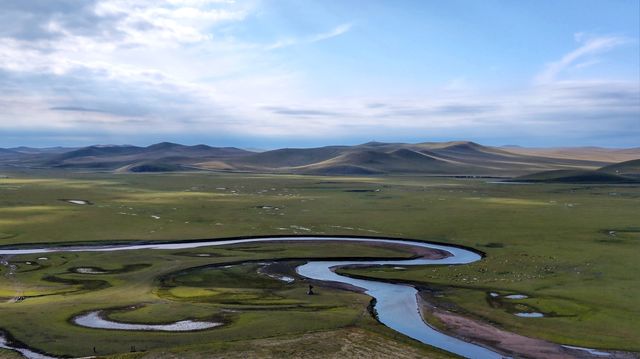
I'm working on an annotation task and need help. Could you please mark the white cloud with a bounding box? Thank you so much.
[0,2,637,147]
[571,59,601,70]
[535,34,629,84]
[309,23,352,43]
[266,23,352,49]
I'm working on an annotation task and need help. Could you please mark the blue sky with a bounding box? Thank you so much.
[0,0,638,148]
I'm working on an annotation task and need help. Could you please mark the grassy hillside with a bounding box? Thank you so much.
[29,143,252,171]
[297,148,464,175]
[204,141,607,176]
[517,169,637,183]
[231,146,350,168]
[599,159,640,177]
[1,141,622,176]
[517,159,640,183]
[501,146,640,163]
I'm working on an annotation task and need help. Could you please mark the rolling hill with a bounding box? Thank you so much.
[516,159,640,183]
[229,145,350,169]
[598,159,640,178]
[516,170,635,183]
[1,142,251,171]
[1,141,638,177]
[295,148,467,175]
[0,148,21,157]
[200,141,613,176]
[501,146,640,163]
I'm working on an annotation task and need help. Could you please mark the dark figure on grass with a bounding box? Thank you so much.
[307,284,314,295]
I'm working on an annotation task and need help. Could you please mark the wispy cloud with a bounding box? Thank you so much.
[0,1,637,148]
[262,106,344,117]
[50,106,110,113]
[266,23,352,50]
[535,34,630,84]
[310,23,353,43]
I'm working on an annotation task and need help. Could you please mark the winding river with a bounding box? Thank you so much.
[0,236,504,359]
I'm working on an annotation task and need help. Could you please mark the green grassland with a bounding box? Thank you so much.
[0,170,639,357]
[0,241,442,358]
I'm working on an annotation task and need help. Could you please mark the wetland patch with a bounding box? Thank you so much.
[73,310,223,332]
[68,263,150,275]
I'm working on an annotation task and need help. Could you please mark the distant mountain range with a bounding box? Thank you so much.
[1,141,639,181]
[1,142,250,172]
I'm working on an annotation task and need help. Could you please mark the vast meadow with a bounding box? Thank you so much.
[0,170,638,358]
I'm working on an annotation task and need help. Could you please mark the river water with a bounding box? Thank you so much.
[0,236,504,358]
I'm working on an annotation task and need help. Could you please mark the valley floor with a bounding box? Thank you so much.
[0,171,638,358]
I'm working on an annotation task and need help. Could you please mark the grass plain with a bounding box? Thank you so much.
[0,170,638,357]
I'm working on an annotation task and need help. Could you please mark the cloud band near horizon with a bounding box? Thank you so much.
[0,0,638,148]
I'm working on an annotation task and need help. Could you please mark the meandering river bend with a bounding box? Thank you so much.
[0,236,504,359]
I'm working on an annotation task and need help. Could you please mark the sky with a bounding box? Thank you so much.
[0,0,638,148]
